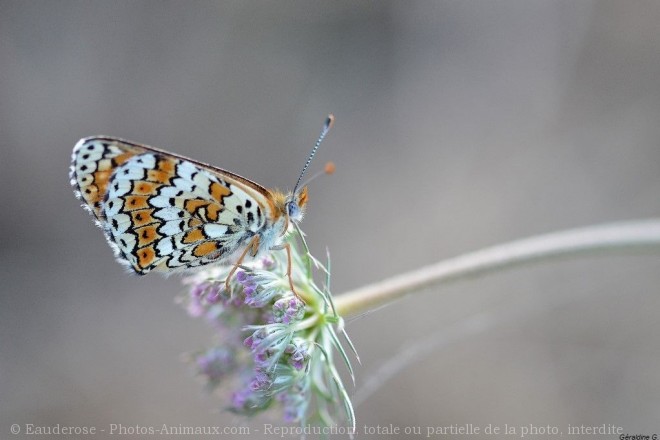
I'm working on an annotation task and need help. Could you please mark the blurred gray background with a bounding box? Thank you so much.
[2,1,660,438]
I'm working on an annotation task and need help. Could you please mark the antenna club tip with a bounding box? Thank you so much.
[325,114,335,130]
[324,161,336,175]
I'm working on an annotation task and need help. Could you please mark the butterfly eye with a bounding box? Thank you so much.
[287,201,300,218]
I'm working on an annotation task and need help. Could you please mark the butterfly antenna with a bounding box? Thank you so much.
[297,161,336,189]
[293,114,334,194]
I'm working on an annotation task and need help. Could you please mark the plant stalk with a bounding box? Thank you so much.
[334,219,660,319]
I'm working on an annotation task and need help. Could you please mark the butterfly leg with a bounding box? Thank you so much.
[225,235,260,293]
[268,242,304,302]
[283,242,304,303]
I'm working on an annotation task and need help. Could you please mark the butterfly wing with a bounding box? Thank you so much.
[71,137,278,274]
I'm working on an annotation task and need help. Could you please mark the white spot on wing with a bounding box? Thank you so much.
[134,153,156,169]
[154,207,184,220]
[159,219,185,236]
[176,161,198,181]
[107,179,132,198]
[204,224,228,238]
[158,187,184,197]
[114,161,146,181]
[156,237,174,255]
[170,178,195,193]
[110,213,131,235]
[117,232,137,252]
[150,196,173,208]
[104,197,123,216]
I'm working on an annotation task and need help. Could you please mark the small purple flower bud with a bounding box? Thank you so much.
[244,327,266,350]
[237,270,258,289]
[231,389,250,408]
[244,291,272,308]
[195,347,236,384]
[261,256,275,269]
[290,356,305,371]
[285,338,310,370]
[273,296,305,324]
[205,284,224,304]
[236,270,249,283]
[254,350,269,367]
[250,370,271,391]
[190,282,207,298]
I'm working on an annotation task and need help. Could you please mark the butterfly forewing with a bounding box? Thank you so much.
[71,137,276,274]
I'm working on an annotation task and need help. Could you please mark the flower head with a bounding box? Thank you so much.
[180,232,356,430]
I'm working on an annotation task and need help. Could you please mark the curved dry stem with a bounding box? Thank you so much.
[334,219,660,319]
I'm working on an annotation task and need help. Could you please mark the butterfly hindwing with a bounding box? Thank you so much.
[71,137,274,274]
[105,152,236,274]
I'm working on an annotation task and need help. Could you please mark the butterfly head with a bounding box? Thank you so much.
[285,186,309,223]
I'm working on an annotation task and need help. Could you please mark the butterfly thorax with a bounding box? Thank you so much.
[246,187,307,258]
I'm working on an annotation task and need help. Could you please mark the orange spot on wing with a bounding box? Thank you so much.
[147,169,172,184]
[193,241,218,257]
[184,199,208,214]
[131,208,156,227]
[82,184,100,204]
[206,204,221,221]
[137,246,156,268]
[188,218,203,228]
[158,159,176,173]
[113,153,134,166]
[90,170,113,213]
[136,225,160,247]
[183,228,204,244]
[124,195,150,211]
[93,170,112,185]
[133,181,160,195]
[210,182,231,201]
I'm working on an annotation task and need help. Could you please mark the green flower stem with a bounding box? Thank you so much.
[334,219,660,319]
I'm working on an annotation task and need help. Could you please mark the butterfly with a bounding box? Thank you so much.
[70,115,334,294]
